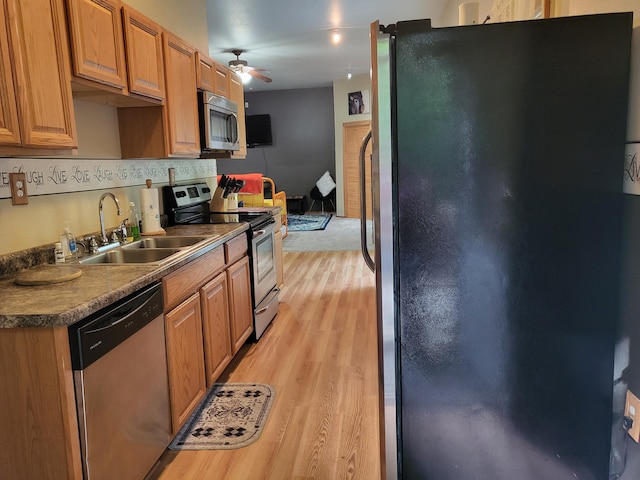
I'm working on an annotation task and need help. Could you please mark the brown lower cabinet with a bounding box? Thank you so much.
[163,236,253,434]
[164,292,207,433]
[201,271,232,384]
[0,234,253,479]
[226,256,253,354]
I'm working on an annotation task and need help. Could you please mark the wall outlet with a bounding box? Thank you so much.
[625,390,640,442]
[9,172,28,205]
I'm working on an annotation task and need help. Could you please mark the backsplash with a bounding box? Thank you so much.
[0,157,216,198]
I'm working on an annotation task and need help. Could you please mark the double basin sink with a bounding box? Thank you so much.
[78,235,219,265]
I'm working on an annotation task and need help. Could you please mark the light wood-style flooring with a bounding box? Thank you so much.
[148,251,381,480]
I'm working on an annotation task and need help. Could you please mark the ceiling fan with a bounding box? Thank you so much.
[229,49,272,83]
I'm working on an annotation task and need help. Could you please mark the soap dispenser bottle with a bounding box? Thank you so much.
[61,227,78,260]
[128,202,141,241]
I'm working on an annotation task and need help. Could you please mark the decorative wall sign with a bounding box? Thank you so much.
[623,143,640,196]
[0,158,216,199]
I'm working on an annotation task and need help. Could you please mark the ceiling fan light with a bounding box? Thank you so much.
[240,71,252,84]
[332,29,341,44]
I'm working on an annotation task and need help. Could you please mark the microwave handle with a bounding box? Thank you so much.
[203,104,212,149]
[227,113,239,144]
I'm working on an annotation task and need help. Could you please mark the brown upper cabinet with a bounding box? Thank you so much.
[195,51,229,98]
[121,4,165,100]
[229,71,247,159]
[0,1,20,146]
[66,0,127,90]
[0,0,77,154]
[117,28,199,158]
[195,51,216,92]
[66,0,165,103]
[161,29,200,156]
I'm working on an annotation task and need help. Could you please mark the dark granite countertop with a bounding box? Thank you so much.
[0,223,248,328]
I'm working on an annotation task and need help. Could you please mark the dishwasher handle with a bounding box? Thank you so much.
[68,283,164,370]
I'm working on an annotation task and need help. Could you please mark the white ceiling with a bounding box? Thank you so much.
[205,0,451,92]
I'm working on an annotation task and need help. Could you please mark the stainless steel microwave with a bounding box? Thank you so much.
[198,91,239,153]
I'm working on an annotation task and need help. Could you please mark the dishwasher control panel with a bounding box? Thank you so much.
[68,283,163,370]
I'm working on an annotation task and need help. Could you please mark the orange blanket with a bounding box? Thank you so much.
[216,173,263,194]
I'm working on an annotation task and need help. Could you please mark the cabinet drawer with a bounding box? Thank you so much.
[163,246,224,310]
[225,234,248,265]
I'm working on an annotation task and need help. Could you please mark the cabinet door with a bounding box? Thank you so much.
[0,1,20,146]
[5,0,77,148]
[274,228,284,289]
[214,60,229,97]
[229,71,247,159]
[162,30,200,157]
[165,293,206,434]
[195,50,215,92]
[227,256,253,354]
[201,272,232,386]
[66,0,127,89]
[122,5,165,100]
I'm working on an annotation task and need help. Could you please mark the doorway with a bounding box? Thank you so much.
[342,120,372,219]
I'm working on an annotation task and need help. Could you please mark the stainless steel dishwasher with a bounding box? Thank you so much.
[68,282,170,480]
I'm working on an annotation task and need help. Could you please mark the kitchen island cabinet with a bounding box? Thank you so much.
[0,0,77,155]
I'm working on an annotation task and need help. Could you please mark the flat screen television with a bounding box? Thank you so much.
[245,114,273,147]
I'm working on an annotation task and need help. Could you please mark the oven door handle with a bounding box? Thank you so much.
[255,288,279,314]
[253,229,266,238]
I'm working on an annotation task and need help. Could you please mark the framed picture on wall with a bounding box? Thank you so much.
[348,90,370,115]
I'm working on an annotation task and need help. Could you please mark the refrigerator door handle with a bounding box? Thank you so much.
[359,130,375,272]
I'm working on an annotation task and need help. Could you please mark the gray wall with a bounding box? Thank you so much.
[216,87,335,200]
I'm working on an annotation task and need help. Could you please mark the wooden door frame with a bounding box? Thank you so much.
[342,120,372,219]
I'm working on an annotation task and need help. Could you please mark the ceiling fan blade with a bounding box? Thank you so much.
[248,69,272,83]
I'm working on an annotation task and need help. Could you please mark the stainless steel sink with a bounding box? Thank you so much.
[121,236,213,250]
[78,234,221,265]
[79,248,181,265]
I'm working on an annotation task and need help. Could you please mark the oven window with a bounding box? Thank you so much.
[256,232,275,282]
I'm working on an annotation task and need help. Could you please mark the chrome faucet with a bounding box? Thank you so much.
[98,192,123,245]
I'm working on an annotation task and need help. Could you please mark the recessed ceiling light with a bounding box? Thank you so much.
[347,72,352,79]
[332,29,341,44]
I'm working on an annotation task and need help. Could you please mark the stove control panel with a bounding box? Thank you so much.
[164,183,211,209]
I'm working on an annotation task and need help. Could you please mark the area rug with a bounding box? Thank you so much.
[169,383,275,450]
[287,214,332,232]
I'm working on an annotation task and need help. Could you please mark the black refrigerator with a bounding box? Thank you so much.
[367,13,634,480]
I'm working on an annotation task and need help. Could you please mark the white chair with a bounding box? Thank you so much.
[308,171,336,213]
